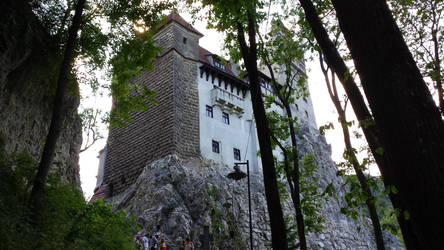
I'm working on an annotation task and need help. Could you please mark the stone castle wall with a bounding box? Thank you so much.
[172,53,200,159]
[103,23,201,195]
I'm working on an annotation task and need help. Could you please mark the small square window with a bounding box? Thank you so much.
[233,148,241,161]
[206,105,213,118]
[222,112,230,124]
[260,80,273,95]
[214,60,226,70]
[212,140,220,153]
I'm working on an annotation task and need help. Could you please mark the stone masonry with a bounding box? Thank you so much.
[110,120,403,249]
[102,16,202,196]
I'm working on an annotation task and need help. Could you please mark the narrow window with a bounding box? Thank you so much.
[303,97,308,103]
[233,148,241,161]
[295,104,299,111]
[206,105,213,118]
[183,37,187,44]
[305,110,309,118]
[260,80,273,95]
[222,112,230,124]
[212,140,220,153]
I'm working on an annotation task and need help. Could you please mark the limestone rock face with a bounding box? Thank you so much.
[0,0,82,184]
[110,122,403,250]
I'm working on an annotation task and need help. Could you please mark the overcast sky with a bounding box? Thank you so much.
[79,12,376,199]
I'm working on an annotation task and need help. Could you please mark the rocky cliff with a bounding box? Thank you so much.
[109,122,403,249]
[0,0,82,184]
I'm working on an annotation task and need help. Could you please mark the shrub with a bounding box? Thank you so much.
[0,141,138,250]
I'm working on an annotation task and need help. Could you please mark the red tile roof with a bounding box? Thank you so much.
[199,46,239,79]
[158,13,245,84]
[162,13,204,37]
[199,46,214,64]
[89,184,107,203]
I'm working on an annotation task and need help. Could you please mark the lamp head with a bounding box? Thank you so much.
[227,165,247,180]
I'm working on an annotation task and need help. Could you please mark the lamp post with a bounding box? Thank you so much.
[227,160,253,250]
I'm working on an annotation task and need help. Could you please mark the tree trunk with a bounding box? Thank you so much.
[264,51,307,249]
[330,0,444,249]
[272,134,307,250]
[319,55,386,250]
[431,28,444,116]
[297,0,388,181]
[236,11,289,250]
[341,118,386,250]
[29,0,86,223]
[283,102,307,250]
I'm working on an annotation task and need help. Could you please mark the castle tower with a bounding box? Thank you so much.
[93,13,319,199]
[99,14,203,196]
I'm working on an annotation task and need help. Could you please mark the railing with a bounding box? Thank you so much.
[211,87,245,115]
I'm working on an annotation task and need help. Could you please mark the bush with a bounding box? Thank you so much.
[0,142,138,250]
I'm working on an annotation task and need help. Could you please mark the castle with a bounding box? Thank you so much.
[89,14,403,249]
[92,13,317,200]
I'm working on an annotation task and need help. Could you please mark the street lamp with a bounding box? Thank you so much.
[227,160,253,250]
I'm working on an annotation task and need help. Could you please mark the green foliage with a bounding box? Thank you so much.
[299,154,326,233]
[376,193,405,247]
[319,122,334,135]
[108,30,160,127]
[340,174,366,222]
[275,153,328,246]
[207,189,246,250]
[0,144,138,250]
[206,184,223,201]
[0,141,36,249]
[391,0,444,94]
[79,108,104,151]
[284,214,301,250]
[65,200,138,250]
[30,0,174,141]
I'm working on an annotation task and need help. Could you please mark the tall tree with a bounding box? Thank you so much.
[260,20,308,249]
[28,0,171,222]
[319,52,386,250]
[236,9,289,250]
[197,0,289,248]
[295,0,444,248]
[30,0,87,222]
[293,1,387,246]
[329,0,444,248]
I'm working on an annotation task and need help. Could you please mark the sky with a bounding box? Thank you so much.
[78,11,377,199]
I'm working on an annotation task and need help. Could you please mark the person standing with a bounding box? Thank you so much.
[135,234,142,249]
[159,237,166,250]
[150,234,158,250]
[184,237,194,250]
[141,233,150,250]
